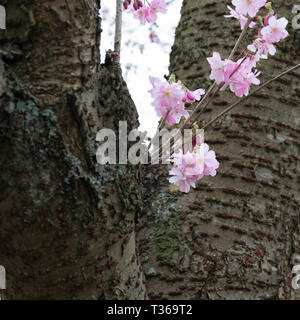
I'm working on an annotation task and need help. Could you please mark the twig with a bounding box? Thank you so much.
[273,0,286,16]
[148,111,170,150]
[202,63,300,130]
[114,0,123,63]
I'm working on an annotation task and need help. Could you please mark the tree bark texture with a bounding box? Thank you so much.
[0,0,145,299]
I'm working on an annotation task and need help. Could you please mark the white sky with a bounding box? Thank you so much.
[100,0,183,137]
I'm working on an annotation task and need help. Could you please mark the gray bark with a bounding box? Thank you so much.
[0,0,145,299]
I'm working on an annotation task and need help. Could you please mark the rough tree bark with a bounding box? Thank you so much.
[0,0,145,299]
[139,0,300,300]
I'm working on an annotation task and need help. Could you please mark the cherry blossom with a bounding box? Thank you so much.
[208,53,261,97]
[149,76,205,126]
[248,38,276,58]
[207,52,227,85]
[132,6,149,25]
[169,143,219,193]
[182,88,205,103]
[149,31,160,43]
[146,0,167,23]
[232,0,267,18]
[224,6,256,29]
[149,76,186,108]
[261,16,289,43]
[126,0,167,25]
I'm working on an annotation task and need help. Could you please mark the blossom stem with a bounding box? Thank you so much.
[229,19,252,59]
[148,110,170,150]
[202,63,300,130]
[273,0,286,16]
[114,0,123,63]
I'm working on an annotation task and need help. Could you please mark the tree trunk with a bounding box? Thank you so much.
[140,0,300,300]
[0,0,145,299]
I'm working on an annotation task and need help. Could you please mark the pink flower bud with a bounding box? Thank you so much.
[138,1,143,8]
[182,94,188,103]
[128,0,131,4]
[187,92,196,103]
[123,1,128,10]
[133,1,139,10]
[264,15,269,26]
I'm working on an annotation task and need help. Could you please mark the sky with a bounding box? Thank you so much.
[100,0,183,138]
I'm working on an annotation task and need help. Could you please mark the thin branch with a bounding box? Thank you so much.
[202,63,300,130]
[114,0,123,63]
[273,0,286,16]
[148,111,170,150]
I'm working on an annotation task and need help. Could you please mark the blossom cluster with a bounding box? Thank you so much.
[149,76,205,126]
[208,1,288,97]
[169,142,219,193]
[146,0,289,193]
[123,0,167,25]
[207,53,261,97]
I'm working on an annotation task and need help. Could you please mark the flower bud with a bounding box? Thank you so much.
[123,1,128,10]
[128,0,131,4]
[265,2,272,10]
[187,92,196,103]
[133,1,139,10]
[168,73,176,83]
[138,1,143,8]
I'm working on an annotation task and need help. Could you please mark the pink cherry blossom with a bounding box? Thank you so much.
[263,13,277,26]
[149,76,189,125]
[169,144,219,193]
[149,76,186,108]
[224,6,256,29]
[207,52,227,85]
[182,88,205,103]
[200,143,219,177]
[166,102,190,126]
[261,16,289,43]
[220,57,261,97]
[149,31,160,43]
[169,166,197,193]
[232,0,267,18]
[146,0,167,23]
[248,38,276,58]
[132,6,149,25]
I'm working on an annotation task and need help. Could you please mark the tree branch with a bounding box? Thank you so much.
[114,0,123,63]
